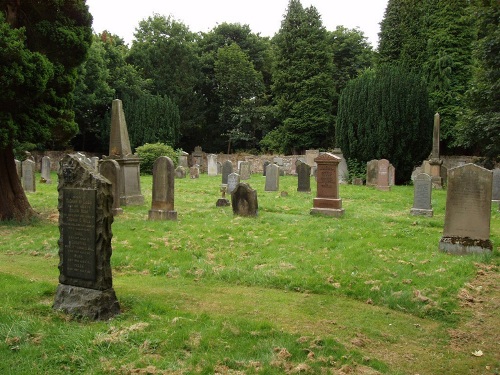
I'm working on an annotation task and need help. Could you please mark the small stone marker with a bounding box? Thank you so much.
[227,172,240,194]
[366,160,378,186]
[296,160,311,193]
[265,163,279,191]
[190,165,200,179]
[175,166,186,179]
[221,160,233,185]
[492,168,500,202]
[22,159,36,192]
[99,159,123,216]
[439,164,493,254]
[410,173,433,217]
[216,185,230,207]
[53,154,120,320]
[148,156,177,220]
[376,159,391,191]
[41,156,52,184]
[231,183,258,217]
[310,153,345,217]
[239,161,251,180]
[207,154,218,176]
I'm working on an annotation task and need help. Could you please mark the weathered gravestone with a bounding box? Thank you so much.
[148,157,177,220]
[105,99,144,205]
[232,183,258,217]
[207,154,218,176]
[221,160,233,185]
[388,163,395,186]
[439,164,493,254]
[239,161,251,180]
[22,159,36,192]
[310,153,345,217]
[178,151,189,168]
[227,172,240,194]
[492,168,500,202]
[410,173,433,217]
[296,160,311,193]
[190,165,200,179]
[331,148,349,183]
[41,156,52,184]
[217,162,222,175]
[191,146,203,171]
[175,166,186,179]
[265,163,279,191]
[99,159,123,216]
[216,185,230,207]
[376,159,391,191]
[15,159,22,180]
[262,161,270,176]
[366,160,378,186]
[91,157,100,171]
[53,154,120,320]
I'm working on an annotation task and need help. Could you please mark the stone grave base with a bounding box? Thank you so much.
[439,236,492,255]
[410,208,433,217]
[120,194,145,206]
[376,185,391,191]
[216,198,230,207]
[310,207,345,218]
[53,284,120,320]
[148,209,177,221]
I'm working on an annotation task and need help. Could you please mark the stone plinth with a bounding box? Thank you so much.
[148,157,177,221]
[310,153,344,217]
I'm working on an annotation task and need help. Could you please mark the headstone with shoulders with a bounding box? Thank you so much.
[439,164,493,254]
[265,164,279,191]
[207,154,218,177]
[239,161,251,180]
[22,159,36,192]
[41,156,52,184]
[221,160,233,185]
[178,151,189,168]
[310,153,345,217]
[410,173,433,217]
[376,159,391,191]
[99,159,123,216]
[53,154,120,320]
[227,172,240,195]
[296,160,311,193]
[231,183,258,217]
[104,99,144,205]
[148,156,177,220]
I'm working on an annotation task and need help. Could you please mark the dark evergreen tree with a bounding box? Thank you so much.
[336,65,433,184]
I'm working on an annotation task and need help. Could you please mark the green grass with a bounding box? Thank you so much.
[0,171,498,374]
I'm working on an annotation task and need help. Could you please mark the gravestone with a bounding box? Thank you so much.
[190,165,199,179]
[265,163,279,191]
[331,148,349,184]
[310,153,345,217]
[217,162,222,175]
[262,161,270,176]
[105,99,144,205]
[15,159,22,180]
[99,159,123,216]
[239,161,251,180]
[227,172,240,194]
[352,178,364,185]
[22,159,36,192]
[492,168,500,202]
[439,164,493,254]
[191,146,203,171]
[366,160,378,186]
[53,154,120,320]
[91,157,100,171]
[376,159,391,191]
[296,161,311,193]
[178,151,189,168]
[305,150,319,169]
[388,163,395,186]
[410,173,433,217]
[231,183,258,217]
[428,113,444,188]
[216,185,230,207]
[41,156,52,184]
[175,166,186,179]
[207,154,218,176]
[148,156,177,220]
[221,160,233,185]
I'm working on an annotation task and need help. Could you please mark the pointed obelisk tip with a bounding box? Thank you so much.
[108,99,133,158]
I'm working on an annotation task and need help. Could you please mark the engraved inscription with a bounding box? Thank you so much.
[63,189,96,281]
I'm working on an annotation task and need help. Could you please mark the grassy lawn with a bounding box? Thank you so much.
[0,171,498,374]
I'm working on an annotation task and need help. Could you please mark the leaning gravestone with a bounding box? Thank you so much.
[492,168,500,202]
[439,164,493,254]
[53,154,120,320]
[207,154,218,177]
[227,172,240,194]
[376,159,391,191]
[366,160,378,186]
[265,164,279,191]
[232,183,258,217]
[310,153,345,217]
[410,173,433,217]
[149,157,177,220]
[22,159,36,192]
[296,160,311,193]
[221,160,233,185]
[41,156,52,184]
[99,159,123,216]
[239,161,251,180]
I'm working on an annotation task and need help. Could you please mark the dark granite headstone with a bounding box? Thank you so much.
[366,160,378,186]
[410,173,433,217]
[53,154,120,320]
[221,160,233,185]
[296,161,311,193]
[231,183,258,217]
[262,161,270,176]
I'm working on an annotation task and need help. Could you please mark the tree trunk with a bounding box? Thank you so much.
[0,145,36,221]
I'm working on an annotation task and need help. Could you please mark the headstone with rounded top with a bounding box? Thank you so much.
[41,156,52,184]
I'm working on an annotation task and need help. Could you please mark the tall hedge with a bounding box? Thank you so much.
[336,65,433,184]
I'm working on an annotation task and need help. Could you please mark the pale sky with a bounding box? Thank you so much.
[86,0,388,48]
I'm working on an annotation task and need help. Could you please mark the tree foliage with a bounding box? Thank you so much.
[336,65,433,184]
